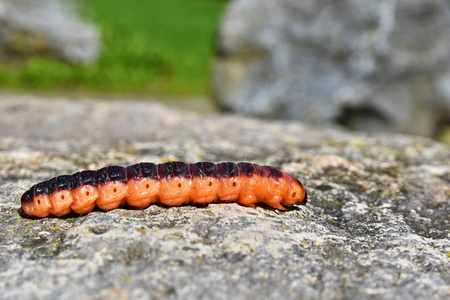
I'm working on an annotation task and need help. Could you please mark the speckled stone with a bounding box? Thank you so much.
[0,95,449,299]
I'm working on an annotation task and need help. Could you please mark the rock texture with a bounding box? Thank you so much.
[213,0,450,137]
[0,94,449,299]
[0,0,99,63]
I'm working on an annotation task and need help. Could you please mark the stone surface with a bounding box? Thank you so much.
[0,0,99,63]
[213,0,450,137]
[0,94,449,299]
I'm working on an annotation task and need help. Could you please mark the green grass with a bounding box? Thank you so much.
[0,0,227,94]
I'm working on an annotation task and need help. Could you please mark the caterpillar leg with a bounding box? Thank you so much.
[263,195,286,210]
[238,193,257,208]
[269,203,286,211]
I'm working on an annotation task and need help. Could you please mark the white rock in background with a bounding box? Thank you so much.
[213,0,450,136]
[0,0,99,63]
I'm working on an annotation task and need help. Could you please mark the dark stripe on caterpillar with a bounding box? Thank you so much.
[216,162,238,178]
[32,180,54,196]
[54,175,72,190]
[97,166,127,184]
[21,190,32,203]
[158,162,190,179]
[262,166,282,178]
[21,162,288,201]
[70,170,98,189]
[190,162,218,178]
[237,162,255,176]
[127,162,158,180]
[20,161,307,218]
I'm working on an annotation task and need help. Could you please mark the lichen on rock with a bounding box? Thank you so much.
[0,95,448,299]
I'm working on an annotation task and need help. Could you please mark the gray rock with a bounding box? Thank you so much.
[0,94,449,299]
[0,0,99,63]
[213,0,450,137]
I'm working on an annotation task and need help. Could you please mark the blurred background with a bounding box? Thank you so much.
[0,0,449,144]
[0,0,225,94]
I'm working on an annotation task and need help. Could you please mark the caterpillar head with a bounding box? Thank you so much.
[282,175,307,207]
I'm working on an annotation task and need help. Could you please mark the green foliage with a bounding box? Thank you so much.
[0,0,226,94]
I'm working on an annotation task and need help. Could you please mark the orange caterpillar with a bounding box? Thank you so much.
[21,162,307,218]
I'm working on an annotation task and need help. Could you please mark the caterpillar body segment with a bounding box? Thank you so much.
[126,162,159,208]
[21,162,307,218]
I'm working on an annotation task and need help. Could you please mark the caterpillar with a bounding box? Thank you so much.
[20,162,307,218]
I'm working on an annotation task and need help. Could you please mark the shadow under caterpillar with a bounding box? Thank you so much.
[21,162,307,218]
